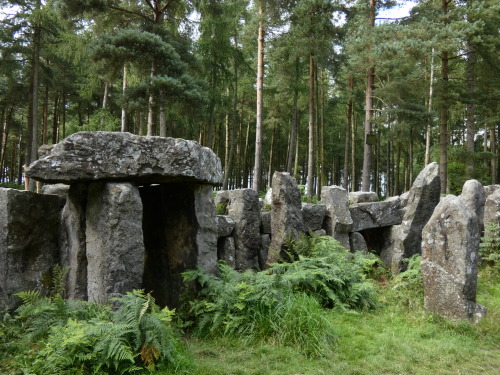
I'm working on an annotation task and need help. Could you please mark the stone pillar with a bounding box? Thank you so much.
[224,189,261,271]
[59,183,88,300]
[421,195,486,323]
[459,180,486,233]
[268,172,305,263]
[321,186,352,249]
[194,185,218,275]
[86,182,145,303]
[0,188,63,309]
[390,162,440,274]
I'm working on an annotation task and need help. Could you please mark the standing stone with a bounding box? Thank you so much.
[484,184,500,197]
[59,183,88,300]
[260,234,271,269]
[390,162,440,274]
[302,203,327,232]
[484,189,500,227]
[268,172,305,263]
[421,195,486,323]
[225,189,261,270]
[0,188,63,309]
[264,188,273,207]
[349,197,403,232]
[217,237,236,268]
[459,180,486,232]
[260,211,272,234]
[193,185,218,275]
[217,215,235,238]
[86,182,145,303]
[321,186,352,249]
[350,232,368,252]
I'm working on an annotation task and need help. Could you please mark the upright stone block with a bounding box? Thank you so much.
[0,188,63,309]
[421,195,486,323]
[225,189,261,270]
[302,203,327,232]
[193,185,218,275]
[59,183,88,300]
[390,162,441,274]
[484,189,500,227]
[268,172,305,263]
[86,182,145,303]
[459,180,486,232]
[321,186,352,249]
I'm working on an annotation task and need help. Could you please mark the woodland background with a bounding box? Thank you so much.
[0,0,499,196]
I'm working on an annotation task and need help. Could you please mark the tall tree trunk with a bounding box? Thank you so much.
[159,91,167,137]
[28,2,41,191]
[351,111,357,191]
[394,144,401,196]
[425,49,435,166]
[491,128,497,184]
[287,59,300,174]
[223,60,238,190]
[243,120,251,188]
[121,64,127,132]
[343,76,353,190]
[267,127,276,188]
[101,81,109,128]
[307,52,315,201]
[387,140,391,197]
[439,0,450,194]
[466,40,475,177]
[253,0,265,192]
[0,107,13,181]
[52,95,59,144]
[147,62,156,136]
[362,0,376,192]
[319,69,326,197]
[42,84,49,144]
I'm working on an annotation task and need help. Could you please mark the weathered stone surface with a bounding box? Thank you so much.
[302,203,327,232]
[349,198,403,232]
[421,195,486,323]
[26,131,223,185]
[193,185,218,275]
[226,189,261,270]
[268,172,305,263]
[260,234,271,269]
[390,162,441,274]
[314,229,326,236]
[484,189,500,227]
[217,237,236,268]
[349,191,378,205]
[321,185,352,249]
[42,183,70,199]
[217,215,235,238]
[459,180,486,232]
[86,182,145,303]
[350,232,368,252]
[59,183,88,300]
[140,183,218,308]
[0,188,64,309]
[260,211,272,234]
[484,184,500,197]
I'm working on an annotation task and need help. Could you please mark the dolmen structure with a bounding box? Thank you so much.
[0,131,497,323]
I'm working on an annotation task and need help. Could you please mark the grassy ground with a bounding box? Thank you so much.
[180,271,500,375]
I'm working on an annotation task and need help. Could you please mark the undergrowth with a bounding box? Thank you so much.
[182,235,377,357]
[0,289,191,374]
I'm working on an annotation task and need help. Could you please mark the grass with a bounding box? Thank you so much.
[174,269,500,375]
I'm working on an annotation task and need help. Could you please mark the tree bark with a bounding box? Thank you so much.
[439,0,450,194]
[252,0,265,192]
[425,49,435,166]
[52,94,59,144]
[147,62,156,136]
[362,0,376,192]
[343,76,353,190]
[307,52,315,201]
[121,64,128,132]
[466,41,475,177]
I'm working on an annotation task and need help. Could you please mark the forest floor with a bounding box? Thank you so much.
[180,270,500,375]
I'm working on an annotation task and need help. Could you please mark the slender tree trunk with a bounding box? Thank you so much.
[466,41,475,177]
[319,69,326,197]
[491,128,497,184]
[159,90,167,137]
[425,49,435,166]
[267,127,276,188]
[62,90,66,139]
[287,59,300,174]
[52,95,59,144]
[307,52,315,201]
[147,62,156,136]
[28,4,41,191]
[351,111,357,191]
[0,107,12,181]
[223,62,238,190]
[362,0,376,192]
[387,140,391,197]
[394,144,401,196]
[121,64,127,132]
[375,130,380,195]
[439,0,450,194]
[101,81,109,129]
[343,76,353,190]
[244,120,251,188]
[42,84,49,145]
[253,0,265,192]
